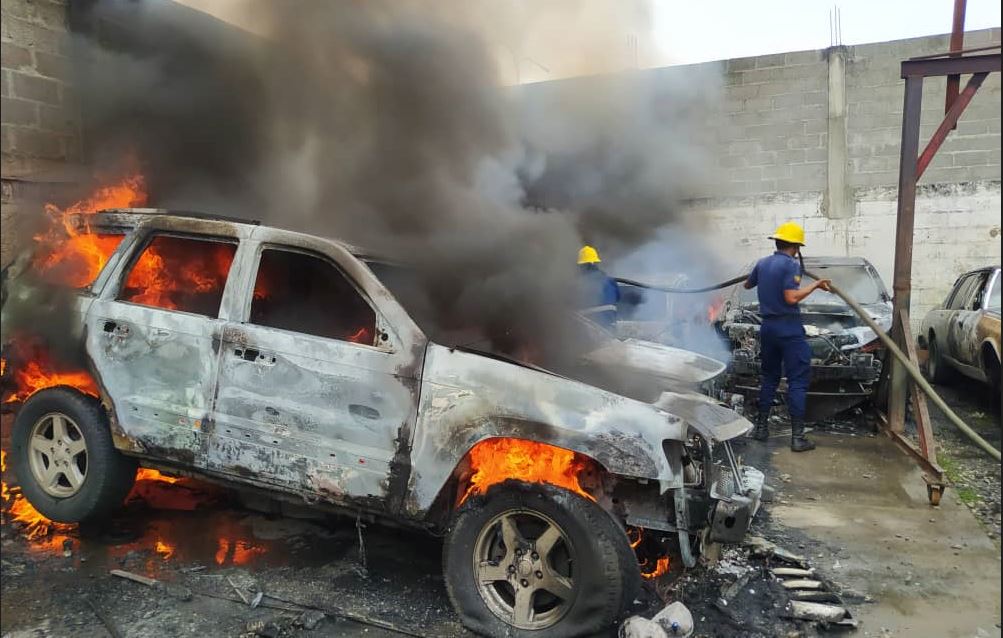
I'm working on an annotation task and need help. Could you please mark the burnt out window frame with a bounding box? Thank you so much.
[946,274,977,311]
[242,243,390,351]
[111,230,239,319]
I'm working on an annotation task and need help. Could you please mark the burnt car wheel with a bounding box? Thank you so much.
[11,387,137,523]
[443,481,637,638]
[926,335,953,384]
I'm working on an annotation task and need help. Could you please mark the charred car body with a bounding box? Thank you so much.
[920,265,1001,405]
[718,256,892,421]
[2,210,763,637]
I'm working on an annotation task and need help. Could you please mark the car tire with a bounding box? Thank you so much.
[10,387,137,523]
[927,335,953,384]
[443,480,637,638]
[983,349,1001,414]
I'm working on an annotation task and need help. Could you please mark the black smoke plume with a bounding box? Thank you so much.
[58,0,718,355]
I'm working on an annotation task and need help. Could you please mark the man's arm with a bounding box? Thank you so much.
[743,263,758,289]
[783,278,831,304]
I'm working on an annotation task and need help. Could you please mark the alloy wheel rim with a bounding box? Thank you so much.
[473,508,576,630]
[28,412,88,498]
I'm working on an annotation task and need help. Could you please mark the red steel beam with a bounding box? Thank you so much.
[916,71,988,180]
[945,0,967,116]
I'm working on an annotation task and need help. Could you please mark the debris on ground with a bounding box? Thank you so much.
[620,601,694,638]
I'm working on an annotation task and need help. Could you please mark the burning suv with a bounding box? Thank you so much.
[2,209,763,637]
[718,256,892,421]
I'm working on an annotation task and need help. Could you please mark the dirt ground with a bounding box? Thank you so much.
[920,379,1001,541]
[2,381,1000,638]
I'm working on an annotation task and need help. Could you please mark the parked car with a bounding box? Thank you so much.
[920,266,1001,403]
[717,256,892,421]
[2,209,764,637]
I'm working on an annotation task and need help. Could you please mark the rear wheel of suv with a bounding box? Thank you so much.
[443,481,638,638]
[11,387,137,523]
[927,334,953,384]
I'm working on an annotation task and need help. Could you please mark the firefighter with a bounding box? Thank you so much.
[577,245,620,330]
[743,222,831,452]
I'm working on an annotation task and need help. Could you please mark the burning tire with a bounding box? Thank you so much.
[443,480,638,637]
[10,387,137,523]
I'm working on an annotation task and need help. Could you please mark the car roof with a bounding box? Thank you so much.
[87,208,381,258]
[800,256,874,267]
[958,265,1001,276]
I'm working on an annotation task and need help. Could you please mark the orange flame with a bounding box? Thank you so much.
[1,450,75,543]
[34,174,147,289]
[461,438,596,504]
[627,526,643,549]
[641,555,671,580]
[154,540,176,560]
[215,537,266,566]
[707,294,725,323]
[119,237,235,311]
[628,525,672,580]
[1,341,99,404]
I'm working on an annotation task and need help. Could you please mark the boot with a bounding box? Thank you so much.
[751,412,770,441]
[790,419,815,452]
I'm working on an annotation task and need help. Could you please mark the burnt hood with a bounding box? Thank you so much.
[581,338,727,386]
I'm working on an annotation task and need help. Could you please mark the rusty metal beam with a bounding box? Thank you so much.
[945,0,967,116]
[887,74,923,433]
[901,52,1000,78]
[917,72,988,180]
[875,410,945,500]
[898,310,937,464]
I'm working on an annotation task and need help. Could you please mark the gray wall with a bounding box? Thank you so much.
[1,0,82,265]
[683,28,1001,329]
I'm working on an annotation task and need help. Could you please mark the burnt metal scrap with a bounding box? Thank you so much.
[718,256,892,421]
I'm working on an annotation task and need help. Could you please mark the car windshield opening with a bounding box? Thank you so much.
[739,263,885,306]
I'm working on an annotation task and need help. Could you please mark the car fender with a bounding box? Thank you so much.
[405,343,687,516]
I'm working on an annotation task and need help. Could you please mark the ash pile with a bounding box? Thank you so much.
[624,535,863,637]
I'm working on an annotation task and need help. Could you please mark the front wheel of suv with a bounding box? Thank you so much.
[443,480,638,638]
[10,387,137,523]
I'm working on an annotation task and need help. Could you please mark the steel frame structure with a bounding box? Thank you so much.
[885,32,1000,503]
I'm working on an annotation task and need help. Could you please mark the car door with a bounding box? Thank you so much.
[953,271,992,366]
[945,273,979,365]
[85,227,241,467]
[207,233,425,511]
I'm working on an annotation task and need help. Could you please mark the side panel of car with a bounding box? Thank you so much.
[406,343,688,516]
[206,229,426,509]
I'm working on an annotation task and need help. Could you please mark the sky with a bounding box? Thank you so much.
[652,0,1001,65]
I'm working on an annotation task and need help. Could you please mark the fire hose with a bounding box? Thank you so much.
[616,273,1002,461]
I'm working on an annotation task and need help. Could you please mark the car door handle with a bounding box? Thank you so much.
[349,404,380,420]
[233,348,276,366]
[102,321,130,338]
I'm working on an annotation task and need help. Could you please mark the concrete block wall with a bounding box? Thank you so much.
[846,29,1002,189]
[715,50,830,197]
[1,0,80,265]
[682,28,1002,329]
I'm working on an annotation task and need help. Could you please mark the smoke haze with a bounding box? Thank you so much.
[66,0,721,353]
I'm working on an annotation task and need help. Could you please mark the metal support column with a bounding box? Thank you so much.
[887,74,923,433]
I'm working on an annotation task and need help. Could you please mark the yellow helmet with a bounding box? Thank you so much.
[769,221,805,246]
[577,245,601,264]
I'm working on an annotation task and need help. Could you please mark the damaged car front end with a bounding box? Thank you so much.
[719,256,891,421]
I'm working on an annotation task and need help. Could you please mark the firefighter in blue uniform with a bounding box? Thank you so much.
[577,245,620,330]
[744,222,831,452]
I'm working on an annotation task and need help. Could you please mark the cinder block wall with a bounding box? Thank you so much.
[683,28,1002,329]
[1,0,81,265]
